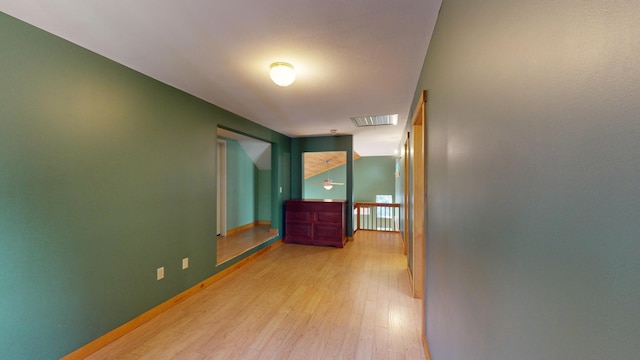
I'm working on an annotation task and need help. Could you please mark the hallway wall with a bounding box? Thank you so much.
[0,13,290,358]
[414,1,640,359]
[414,0,640,360]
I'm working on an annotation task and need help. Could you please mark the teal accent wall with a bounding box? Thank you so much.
[413,1,640,359]
[223,139,258,229]
[0,13,289,358]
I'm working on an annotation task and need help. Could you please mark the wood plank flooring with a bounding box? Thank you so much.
[217,224,276,265]
[86,230,425,360]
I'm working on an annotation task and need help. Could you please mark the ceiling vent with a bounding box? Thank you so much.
[350,114,398,127]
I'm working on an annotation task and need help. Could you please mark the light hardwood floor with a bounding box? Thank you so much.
[86,231,426,360]
[217,224,276,265]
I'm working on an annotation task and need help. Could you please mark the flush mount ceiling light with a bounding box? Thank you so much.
[269,62,296,87]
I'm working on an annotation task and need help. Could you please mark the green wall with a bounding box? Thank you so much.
[412,1,640,359]
[223,139,259,229]
[258,170,271,222]
[0,13,289,359]
[353,156,396,203]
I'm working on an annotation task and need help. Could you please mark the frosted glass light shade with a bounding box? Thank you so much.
[270,62,296,86]
[323,184,333,190]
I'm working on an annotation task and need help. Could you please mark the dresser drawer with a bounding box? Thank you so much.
[286,223,313,241]
[286,211,311,222]
[315,211,342,224]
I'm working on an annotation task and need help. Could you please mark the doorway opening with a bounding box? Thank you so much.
[216,127,276,265]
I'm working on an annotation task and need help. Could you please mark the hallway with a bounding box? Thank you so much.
[86,231,425,359]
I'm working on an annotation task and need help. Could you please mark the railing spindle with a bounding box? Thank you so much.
[353,202,400,232]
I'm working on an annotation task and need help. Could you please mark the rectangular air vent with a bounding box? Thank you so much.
[350,114,398,127]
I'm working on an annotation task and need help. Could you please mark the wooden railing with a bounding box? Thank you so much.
[353,202,400,232]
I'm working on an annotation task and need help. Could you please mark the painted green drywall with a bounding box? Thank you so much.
[413,1,640,359]
[0,13,289,359]
[224,139,258,229]
[276,143,291,232]
[353,156,396,203]
[258,170,271,222]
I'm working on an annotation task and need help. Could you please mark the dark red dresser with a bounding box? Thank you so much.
[284,199,347,248]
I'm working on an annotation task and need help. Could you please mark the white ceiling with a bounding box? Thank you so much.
[0,1,441,156]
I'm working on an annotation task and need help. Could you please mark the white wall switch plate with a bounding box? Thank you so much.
[157,266,164,280]
[182,257,189,270]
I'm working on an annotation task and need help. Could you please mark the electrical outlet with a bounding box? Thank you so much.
[157,266,164,280]
[182,257,189,270]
